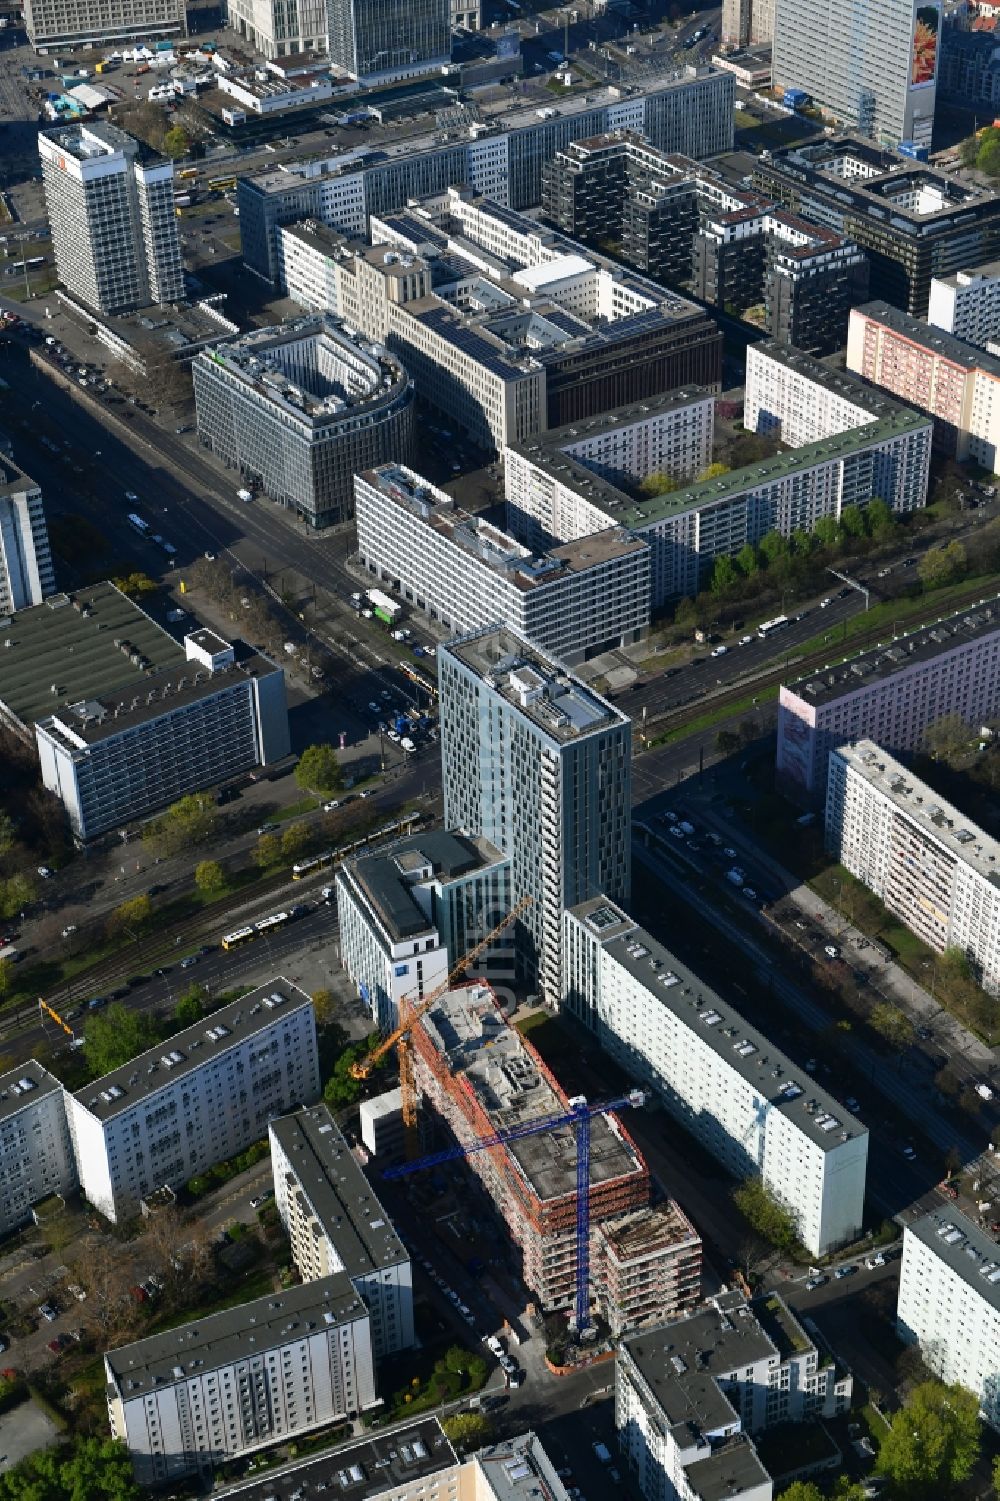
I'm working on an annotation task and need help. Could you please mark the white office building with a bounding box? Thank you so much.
[270,1105,414,1357]
[563,898,868,1257]
[898,1208,1000,1430]
[354,463,650,666]
[778,594,1000,800]
[617,1290,852,1501]
[0,460,55,614]
[106,1273,377,1487]
[223,0,329,59]
[440,628,631,1003]
[336,827,510,1029]
[66,981,320,1223]
[38,123,184,315]
[0,1062,76,1238]
[34,610,290,843]
[826,741,1000,993]
[928,261,1000,352]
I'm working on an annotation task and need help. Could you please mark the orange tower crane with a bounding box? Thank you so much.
[350,895,532,1153]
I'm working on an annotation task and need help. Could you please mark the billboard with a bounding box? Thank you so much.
[911,2,939,89]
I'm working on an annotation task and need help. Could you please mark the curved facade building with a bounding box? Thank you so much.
[192,316,415,528]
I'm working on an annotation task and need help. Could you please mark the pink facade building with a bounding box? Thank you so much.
[777,595,1000,799]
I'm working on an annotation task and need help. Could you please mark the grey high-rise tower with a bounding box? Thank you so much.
[326,0,450,83]
[772,0,938,149]
[38,123,184,316]
[0,460,55,614]
[438,625,631,1003]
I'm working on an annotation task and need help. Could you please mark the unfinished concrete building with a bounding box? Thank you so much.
[409,983,700,1329]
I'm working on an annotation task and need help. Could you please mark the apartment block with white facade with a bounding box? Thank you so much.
[0,459,55,614]
[898,1209,1000,1430]
[270,1105,414,1358]
[826,741,1000,993]
[928,261,1000,351]
[354,463,650,665]
[0,1062,76,1238]
[562,898,868,1257]
[440,628,631,1003]
[336,828,510,1029]
[777,594,1000,800]
[66,981,320,1223]
[106,1272,377,1487]
[617,1290,852,1501]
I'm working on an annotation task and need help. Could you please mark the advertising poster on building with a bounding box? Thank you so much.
[911,1,940,88]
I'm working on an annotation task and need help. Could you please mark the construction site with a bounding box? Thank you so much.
[406,982,702,1334]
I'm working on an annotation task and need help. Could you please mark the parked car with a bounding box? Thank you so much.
[804,1275,827,1290]
[834,1264,857,1280]
[865,1253,886,1269]
[823,944,841,959]
[37,1303,57,1322]
[250,1190,274,1210]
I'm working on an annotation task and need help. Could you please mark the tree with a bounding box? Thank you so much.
[638,471,679,496]
[162,124,191,159]
[777,1484,823,1501]
[697,461,731,481]
[0,1436,141,1501]
[144,793,216,857]
[441,1411,493,1452]
[919,540,967,590]
[0,811,16,856]
[715,730,741,754]
[281,822,312,860]
[992,1451,1000,1496]
[711,554,740,595]
[978,130,1000,177]
[194,859,226,898]
[84,1003,160,1078]
[732,1176,801,1253]
[736,542,759,577]
[111,572,157,600]
[839,503,866,538]
[295,743,344,796]
[312,989,336,1027]
[813,515,840,548]
[878,1380,980,1497]
[253,833,282,870]
[790,527,815,556]
[173,985,206,1026]
[869,1001,914,1050]
[673,596,699,632]
[758,530,788,566]
[923,713,974,768]
[0,872,36,919]
[106,892,153,939]
[865,496,895,538]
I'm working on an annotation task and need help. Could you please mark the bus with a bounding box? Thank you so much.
[127,513,150,535]
[255,911,290,937]
[221,926,256,951]
[178,166,197,179]
[209,175,237,193]
[757,614,792,640]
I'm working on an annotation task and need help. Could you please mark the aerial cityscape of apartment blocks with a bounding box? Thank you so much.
[777,595,1000,798]
[438,627,631,1001]
[928,261,1000,351]
[335,827,510,1028]
[562,898,868,1257]
[354,463,651,666]
[897,1209,1000,1431]
[847,302,1000,468]
[66,982,320,1222]
[826,742,1000,993]
[237,68,736,281]
[0,1063,77,1239]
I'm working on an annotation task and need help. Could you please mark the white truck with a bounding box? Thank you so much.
[367,588,402,624]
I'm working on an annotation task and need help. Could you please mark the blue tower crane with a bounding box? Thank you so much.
[382,1088,646,1333]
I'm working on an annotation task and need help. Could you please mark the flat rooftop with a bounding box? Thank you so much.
[856,300,1000,377]
[106,1270,366,1396]
[74,980,312,1122]
[343,827,508,942]
[934,258,1000,290]
[0,583,182,730]
[476,1433,573,1501]
[0,1061,63,1123]
[362,464,647,589]
[785,594,1000,706]
[211,1420,456,1501]
[569,897,866,1153]
[905,1207,1000,1314]
[417,984,644,1203]
[835,740,1000,891]
[271,1104,408,1276]
[443,625,628,744]
[0,455,38,500]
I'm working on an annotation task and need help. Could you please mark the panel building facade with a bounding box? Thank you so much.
[0,459,55,614]
[826,741,1000,993]
[39,123,184,315]
[66,982,320,1222]
[192,317,415,528]
[928,260,1000,351]
[562,898,868,1257]
[0,1062,77,1238]
[439,627,631,1002]
[24,0,185,51]
[777,594,1000,799]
